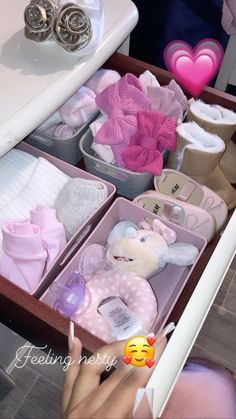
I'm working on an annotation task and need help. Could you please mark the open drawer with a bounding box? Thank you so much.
[0,53,236,416]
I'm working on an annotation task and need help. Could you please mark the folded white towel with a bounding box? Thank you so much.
[175,122,225,170]
[189,99,236,125]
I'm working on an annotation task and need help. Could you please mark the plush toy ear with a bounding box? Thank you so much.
[166,243,199,266]
[154,246,169,269]
[107,221,138,246]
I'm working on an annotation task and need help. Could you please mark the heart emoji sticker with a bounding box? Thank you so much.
[147,336,156,346]
[122,355,132,365]
[164,38,224,97]
[145,359,155,368]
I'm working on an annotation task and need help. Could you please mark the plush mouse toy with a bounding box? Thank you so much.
[106,219,199,279]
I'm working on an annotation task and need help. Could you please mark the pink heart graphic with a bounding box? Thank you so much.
[164,39,224,97]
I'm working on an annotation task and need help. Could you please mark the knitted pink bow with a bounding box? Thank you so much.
[94,74,151,166]
[122,111,176,175]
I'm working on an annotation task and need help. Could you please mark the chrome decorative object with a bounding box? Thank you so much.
[52,3,92,53]
[24,0,57,42]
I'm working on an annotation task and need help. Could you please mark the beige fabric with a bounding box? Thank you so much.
[188,108,236,183]
[219,140,236,184]
[168,132,236,210]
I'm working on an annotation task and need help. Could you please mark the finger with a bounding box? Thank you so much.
[72,362,133,418]
[93,337,167,419]
[67,339,126,413]
[62,321,82,416]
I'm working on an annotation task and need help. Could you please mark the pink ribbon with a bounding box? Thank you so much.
[122,111,176,175]
[94,74,151,166]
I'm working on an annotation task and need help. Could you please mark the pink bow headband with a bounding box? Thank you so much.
[122,111,176,175]
[94,74,151,166]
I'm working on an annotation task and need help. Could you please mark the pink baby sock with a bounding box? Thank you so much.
[30,206,67,271]
[0,220,47,293]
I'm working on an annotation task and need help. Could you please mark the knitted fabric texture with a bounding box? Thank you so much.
[55,178,108,239]
[122,111,176,175]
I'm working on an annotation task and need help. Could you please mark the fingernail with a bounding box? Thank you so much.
[68,320,74,351]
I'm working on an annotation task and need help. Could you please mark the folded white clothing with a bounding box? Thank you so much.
[0,150,38,209]
[55,177,108,239]
[90,114,115,163]
[189,99,236,125]
[175,122,225,170]
[91,143,115,164]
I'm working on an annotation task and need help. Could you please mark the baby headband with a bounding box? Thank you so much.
[24,0,104,55]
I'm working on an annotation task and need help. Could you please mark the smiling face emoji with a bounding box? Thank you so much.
[123,336,155,368]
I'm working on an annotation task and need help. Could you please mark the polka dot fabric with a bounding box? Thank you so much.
[73,269,158,343]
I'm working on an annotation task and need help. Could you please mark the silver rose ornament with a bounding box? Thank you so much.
[52,3,92,53]
[24,0,57,42]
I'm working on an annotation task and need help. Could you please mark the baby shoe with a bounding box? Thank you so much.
[0,220,47,293]
[31,206,67,271]
[134,191,216,242]
[55,178,108,239]
[154,169,228,232]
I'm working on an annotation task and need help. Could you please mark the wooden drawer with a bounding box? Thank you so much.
[0,54,236,411]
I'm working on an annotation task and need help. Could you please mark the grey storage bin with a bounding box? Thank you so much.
[80,129,154,198]
[25,114,98,165]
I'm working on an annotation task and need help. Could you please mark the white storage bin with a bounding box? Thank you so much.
[80,129,154,198]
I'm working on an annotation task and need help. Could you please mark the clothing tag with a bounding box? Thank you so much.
[98,297,143,340]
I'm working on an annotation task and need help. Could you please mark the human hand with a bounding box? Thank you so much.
[62,323,168,419]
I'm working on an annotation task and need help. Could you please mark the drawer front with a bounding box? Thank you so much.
[0,52,236,415]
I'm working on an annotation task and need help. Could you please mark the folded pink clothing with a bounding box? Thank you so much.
[43,124,77,139]
[94,73,151,166]
[30,206,67,271]
[0,220,47,293]
[122,111,176,175]
[38,86,98,132]
[85,68,121,94]
[222,0,236,34]
[58,86,98,129]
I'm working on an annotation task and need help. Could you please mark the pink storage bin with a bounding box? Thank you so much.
[7,142,116,297]
[40,197,207,342]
